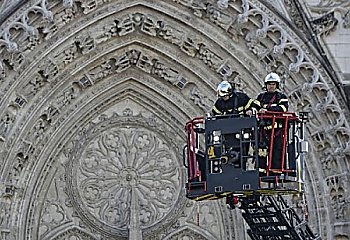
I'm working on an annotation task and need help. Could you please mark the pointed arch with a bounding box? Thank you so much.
[0,1,349,239]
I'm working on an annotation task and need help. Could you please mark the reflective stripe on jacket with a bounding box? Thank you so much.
[212,91,257,115]
[256,91,288,112]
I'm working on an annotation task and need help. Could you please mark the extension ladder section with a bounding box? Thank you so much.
[240,195,320,240]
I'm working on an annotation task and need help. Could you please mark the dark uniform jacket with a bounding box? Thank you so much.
[256,92,289,170]
[212,91,256,116]
[256,91,288,112]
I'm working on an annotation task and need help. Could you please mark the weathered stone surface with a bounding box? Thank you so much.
[0,0,349,239]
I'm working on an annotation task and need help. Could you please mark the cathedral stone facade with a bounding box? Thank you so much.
[0,0,349,239]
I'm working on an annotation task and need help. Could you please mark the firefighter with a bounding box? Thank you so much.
[211,81,257,167]
[257,73,288,113]
[256,72,289,174]
[212,81,256,116]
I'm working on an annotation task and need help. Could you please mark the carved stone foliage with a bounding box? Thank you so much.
[311,11,338,36]
[0,0,350,240]
[307,0,350,29]
[0,4,237,88]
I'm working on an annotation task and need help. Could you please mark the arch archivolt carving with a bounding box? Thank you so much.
[0,0,349,239]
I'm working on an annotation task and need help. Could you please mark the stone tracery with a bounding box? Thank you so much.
[61,114,183,237]
[0,0,349,239]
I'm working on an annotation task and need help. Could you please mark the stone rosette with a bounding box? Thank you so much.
[65,114,183,237]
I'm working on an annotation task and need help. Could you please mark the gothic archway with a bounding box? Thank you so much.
[0,0,349,239]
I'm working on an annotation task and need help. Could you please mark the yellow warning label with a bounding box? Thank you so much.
[207,146,216,159]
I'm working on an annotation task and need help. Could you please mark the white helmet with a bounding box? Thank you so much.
[217,81,232,97]
[264,72,281,84]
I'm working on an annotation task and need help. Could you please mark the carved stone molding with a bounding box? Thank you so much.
[307,0,350,29]
[0,0,349,239]
[43,112,185,238]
